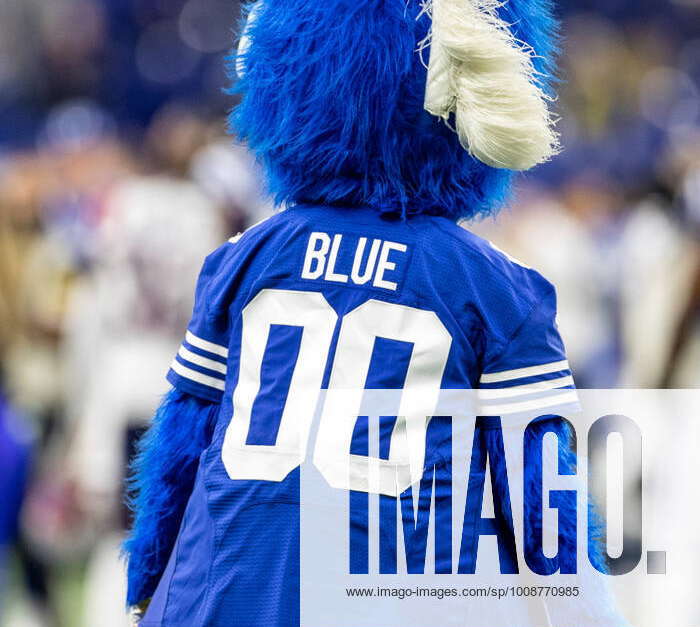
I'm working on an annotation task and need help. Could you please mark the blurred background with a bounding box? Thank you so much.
[0,0,698,625]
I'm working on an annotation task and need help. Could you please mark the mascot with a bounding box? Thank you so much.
[125,1,627,625]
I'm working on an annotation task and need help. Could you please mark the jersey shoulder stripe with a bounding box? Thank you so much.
[185,330,229,358]
[480,359,570,384]
[169,359,226,392]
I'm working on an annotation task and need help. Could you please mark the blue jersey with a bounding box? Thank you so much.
[142,205,575,626]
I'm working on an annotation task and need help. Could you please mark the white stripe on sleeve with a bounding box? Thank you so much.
[478,375,574,400]
[479,359,569,384]
[170,359,226,391]
[185,330,229,358]
[178,345,227,374]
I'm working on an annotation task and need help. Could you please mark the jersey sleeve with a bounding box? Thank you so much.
[166,247,232,403]
[477,282,579,418]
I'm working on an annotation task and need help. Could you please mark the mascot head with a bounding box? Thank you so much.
[229,0,559,221]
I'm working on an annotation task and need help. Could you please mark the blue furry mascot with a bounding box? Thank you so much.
[125,1,625,625]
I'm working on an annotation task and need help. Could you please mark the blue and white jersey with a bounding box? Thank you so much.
[143,205,575,626]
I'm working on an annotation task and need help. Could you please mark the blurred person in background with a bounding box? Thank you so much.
[61,105,226,627]
[0,103,141,627]
[0,155,66,627]
[658,137,700,386]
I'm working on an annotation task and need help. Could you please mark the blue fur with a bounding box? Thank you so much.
[228,0,558,220]
[521,418,629,626]
[497,0,560,95]
[123,389,219,606]
[522,417,609,574]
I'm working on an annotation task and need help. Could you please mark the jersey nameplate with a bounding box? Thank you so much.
[301,231,408,291]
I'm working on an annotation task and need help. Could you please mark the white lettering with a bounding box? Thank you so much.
[350,238,381,285]
[301,232,331,279]
[324,234,349,283]
[374,241,408,291]
[301,232,407,291]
